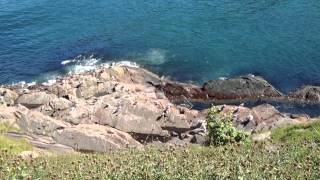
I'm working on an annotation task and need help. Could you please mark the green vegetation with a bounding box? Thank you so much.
[0,122,319,179]
[0,123,32,155]
[0,142,319,179]
[272,121,320,144]
[0,123,20,133]
[206,106,249,146]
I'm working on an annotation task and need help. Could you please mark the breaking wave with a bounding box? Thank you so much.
[62,54,101,75]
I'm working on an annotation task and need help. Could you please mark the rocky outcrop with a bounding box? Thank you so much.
[289,86,320,103]
[17,92,56,108]
[0,64,317,153]
[203,75,283,100]
[219,104,308,133]
[53,124,142,152]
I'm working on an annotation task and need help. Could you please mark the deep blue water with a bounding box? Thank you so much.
[1,0,320,93]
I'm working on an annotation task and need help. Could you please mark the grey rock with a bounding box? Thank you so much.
[17,92,56,108]
[289,86,320,102]
[203,75,283,100]
[15,105,69,136]
[190,134,207,145]
[53,124,142,152]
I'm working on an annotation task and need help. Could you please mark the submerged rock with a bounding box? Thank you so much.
[289,86,320,103]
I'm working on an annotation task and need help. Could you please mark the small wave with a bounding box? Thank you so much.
[11,81,37,87]
[62,54,101,75]
[42,79,57,86]
[61,59,76,65]
[9,55,143,87]
[111,61,139,68]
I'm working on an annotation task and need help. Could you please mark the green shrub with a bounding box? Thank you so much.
[206,106,249,146]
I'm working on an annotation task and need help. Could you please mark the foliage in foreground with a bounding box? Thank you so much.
[0,141,319,179]
[0,123,32,155]
[206,106,249,146]
[0,121,320,179]
[272,120,320,144]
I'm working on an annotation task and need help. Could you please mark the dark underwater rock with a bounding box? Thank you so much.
[289,86,320,103]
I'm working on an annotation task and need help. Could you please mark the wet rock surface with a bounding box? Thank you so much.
[289,86,320,103]
[159,75,284,103]
[203,75,283,100]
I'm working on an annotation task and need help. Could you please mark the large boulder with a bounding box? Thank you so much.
[15,106,69,136]
[53,124,142,152]
[203,75,283,100]
[0,88,19,106]
[17,92,56,108]
[289,86,320,103]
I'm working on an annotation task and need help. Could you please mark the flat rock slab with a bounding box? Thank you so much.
[53,124,142,152]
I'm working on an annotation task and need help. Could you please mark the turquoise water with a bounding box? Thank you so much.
[1,0,320,92]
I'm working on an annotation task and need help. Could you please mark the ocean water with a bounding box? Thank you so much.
[1,0,320,93]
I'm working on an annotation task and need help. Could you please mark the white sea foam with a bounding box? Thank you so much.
[42,79,56,86]
[218,77,227,80]
[61,59,76,65]
[112,61,139,68]
[9,54,143,87]
[62,54,101,75]
[27,82,36,86]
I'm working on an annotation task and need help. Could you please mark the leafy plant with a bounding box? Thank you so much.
[206,106,249,146]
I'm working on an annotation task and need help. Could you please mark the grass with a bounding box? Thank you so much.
[0,123,20,133]
[271,120,320,144]
[0,122,319,179]
[0,123,32,155]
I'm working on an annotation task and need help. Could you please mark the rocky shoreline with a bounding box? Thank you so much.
[1,65,319,153]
